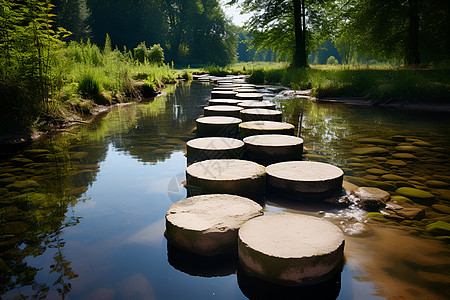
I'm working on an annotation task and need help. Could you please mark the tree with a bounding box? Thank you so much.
[228,0,338,68]
[340,0,450,66]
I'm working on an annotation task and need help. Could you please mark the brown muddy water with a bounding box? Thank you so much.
[0,81,449,299]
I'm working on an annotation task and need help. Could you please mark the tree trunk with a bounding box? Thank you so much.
[406,0,420,66]
[292,0,307,68]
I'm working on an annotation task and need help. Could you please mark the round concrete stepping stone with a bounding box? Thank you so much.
[209,99,242,106]
[213,86,238,91]
[196,116,242,138]
[236,93,264,101]
[165,194,263,256]
[204,105,243,118]
[239,121,295,138]
[187,137,244,163]
[233,88,258,93]
[238,101,276,110]
[186,159,266,199]
[238,213,345,285]
[240,108,282,122]
[243,134,303,162]
[211,90,238,99]
[266,161,344,195]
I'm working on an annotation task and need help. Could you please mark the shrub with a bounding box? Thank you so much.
[327,56,338,65]
[134,42,148,63]
[78,73,101,100]
[148,44,164,65]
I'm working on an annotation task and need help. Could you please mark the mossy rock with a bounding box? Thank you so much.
[389,195,414,205]
[373,157,387,162]
[381,174,407,181]
[347,157,365,163]
[434,236,450,243]
[384,160,407,167]
[394,145,422,153]
[0,177,17,187]
[12,192,46,204]
[396,187,435,205]
[391,135,407,142]
[356,138,396,146]
[435,189,450,201]
[425,221,450,236]
[6,180,40,192]
[10,157,34,166]
[24,149,51,156]
[425,180,449,189]
[391,153,418,160]
[352,147,389,156]
[35,154,54,162]
[367,212,388,222]
[431,204,450,214]
[363,175,379,181]
[366,168,389,175]
[412,141,432,147]
[394,181,416,189]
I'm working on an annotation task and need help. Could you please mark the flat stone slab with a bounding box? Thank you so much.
[238,101,276,109]
[238,213,345,285]
[211,90,238,99]
[187,137,244,163]
[233,88,258,93]
[196,116,242,138]
[266,161,344,195]
[240,108,282,122]
[204,105,243,118]
[239,121,295,138]
[186,159,266,199]
[209,99,242,106]
[244,134,303,162]
[213,86,239,91]
[236,93,264,101]
[165,194,263,256]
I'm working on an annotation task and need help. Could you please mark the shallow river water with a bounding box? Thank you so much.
[1,81,449,299]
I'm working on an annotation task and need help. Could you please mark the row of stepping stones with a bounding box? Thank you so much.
[165,77,345,286]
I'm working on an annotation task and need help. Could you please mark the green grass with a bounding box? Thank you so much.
[240,64,450,103]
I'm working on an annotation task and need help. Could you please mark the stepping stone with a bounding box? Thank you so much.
[165,194,263,256]
[187,137,244,163]
[196,116,242,138]
[204,105,243,118]
[238,101,275,110]
[243,134,303,162]
[239,121,295,138]
[240,108,282,122]
[213,86,238,91]
[233,88,258,93]
[186,159,266,199]
[211,90,237,99]
[238,213,345,285]
[266,161,344,195]
[209,99,242,106]
[236,93,264,101]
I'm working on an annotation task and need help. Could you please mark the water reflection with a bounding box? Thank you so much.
[0,82,449,299]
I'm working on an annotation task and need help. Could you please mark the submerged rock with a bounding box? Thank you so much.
[396,187,435,205]
[352,147,389,156]
[6,180,39,192]
[366,212,389,222]
[425,180,449,189]
[354,187,389,211]
[425,221,450,236]
[431,204,450,214]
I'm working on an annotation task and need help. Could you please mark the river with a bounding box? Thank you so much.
[1,81,449,299]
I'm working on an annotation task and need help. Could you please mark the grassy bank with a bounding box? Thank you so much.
[1,39,178,132]
[241,65,450,103]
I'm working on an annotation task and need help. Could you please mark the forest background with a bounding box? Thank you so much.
[1,0,449,132]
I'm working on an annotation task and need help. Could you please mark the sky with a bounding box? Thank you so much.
[221,1,252,26]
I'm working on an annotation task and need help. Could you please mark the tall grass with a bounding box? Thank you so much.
[243,64,450,103]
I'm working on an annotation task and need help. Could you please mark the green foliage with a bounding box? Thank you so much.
[0,0,70,130]
[148,44,164,65]
[77,73,101,100]
[133,42,148,63]
[326,56,338,65]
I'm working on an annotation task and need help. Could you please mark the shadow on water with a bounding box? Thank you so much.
[237,264,343,300]
[167,242,238,277]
